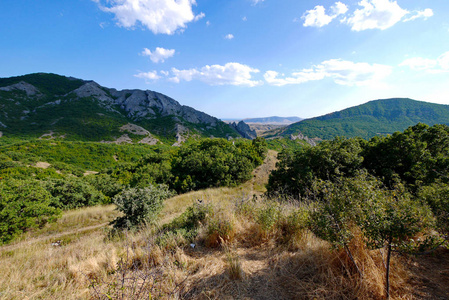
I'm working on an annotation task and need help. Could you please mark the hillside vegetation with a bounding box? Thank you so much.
[0,73,239,143]
[1,140,448,299]
[0,138,268,244]
[281,98,449,140]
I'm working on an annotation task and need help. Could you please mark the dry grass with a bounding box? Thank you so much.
[1,151,448,299]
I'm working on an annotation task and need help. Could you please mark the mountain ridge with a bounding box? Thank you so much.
[0,73,240,144]
[279,98,449,140]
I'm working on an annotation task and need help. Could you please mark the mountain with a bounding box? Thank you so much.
[242,116,302,125]
[0,73,239,144]
[279,98,449,140]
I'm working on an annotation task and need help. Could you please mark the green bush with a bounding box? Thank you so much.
[158,202,212,247]
[44,177,107,209]
[0,179,61,243]
[112,185,174,230]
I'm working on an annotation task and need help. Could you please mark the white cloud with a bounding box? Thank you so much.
[134,71,160,80]
[399,57,437,71]
[170,62,262,87]
[141,47,175,63]
[345,0,408,31]
[303,2,348,27]
[194,12,205,21]
[332,2,349,16]
[252,0,264,5]
[400,51,449,73]
[303,0,433,31]
[265,59,392,87]
[96,0,202,35]
[224,34,234,40]
[403,8,433,22]
[438,52,449,70]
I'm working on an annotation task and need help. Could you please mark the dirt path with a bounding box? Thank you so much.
[0,222,110,252]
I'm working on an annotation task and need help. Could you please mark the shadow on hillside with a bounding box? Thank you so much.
[180,246,369,300]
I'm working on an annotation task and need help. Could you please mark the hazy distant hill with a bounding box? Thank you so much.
[0,73,239,144]
[280,98,449,140]
[243,116,302,125]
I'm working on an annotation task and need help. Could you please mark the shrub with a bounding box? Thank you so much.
[0,179,61,243]
[112,185,174,230]
[205,217,235,248]
[159,202,212,245]
[44,177,107,209]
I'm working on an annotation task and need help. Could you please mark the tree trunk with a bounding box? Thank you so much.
[385,236,392,299]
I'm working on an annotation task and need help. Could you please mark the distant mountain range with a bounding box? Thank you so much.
[222,116,302,125]
[0,73,240,144]
[243,116,302,125]
[278,98,449,140]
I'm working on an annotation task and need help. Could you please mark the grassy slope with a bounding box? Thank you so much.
[284,98,449,140]
[1,150,448,299]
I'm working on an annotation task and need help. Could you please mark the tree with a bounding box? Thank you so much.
[267,137,365,198]
[0,179,60,243]
[359,183,434,299]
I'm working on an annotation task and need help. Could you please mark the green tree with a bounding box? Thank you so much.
[267,137,365,198]
[44,177,107,209]
[0,179,60,243]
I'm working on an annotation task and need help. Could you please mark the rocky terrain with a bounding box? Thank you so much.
[0,73,240,143]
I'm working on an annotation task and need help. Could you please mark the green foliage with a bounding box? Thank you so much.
[171,138,266,193]
[0,178,61,243]
[157,202,212,247]
[44,177,108,210]
[267,137,364,198]
[112,185,174,230]
[283,98,449,140]
[417,182,449,237]
[257,205,281,233]
[0,73,84,96]
[83,174,124,200]
[362,123,449,191]
[265,137,309,152]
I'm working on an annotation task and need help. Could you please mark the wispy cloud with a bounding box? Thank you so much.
[400,51,449,73]
[170,62,262,87]
[96,0,203,35]
[134,71,160,81]
[403,8,434,22]
[141,47,175,63]
[224,34,234,40]
[265,59,392,87]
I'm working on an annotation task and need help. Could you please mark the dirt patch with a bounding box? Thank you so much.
[120,123,150,136]
[406,247,449,299]
[138,135,159,145]
[35,162,51,169]
[83,171,99,176]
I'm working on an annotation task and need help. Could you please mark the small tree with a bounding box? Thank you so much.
[112,185,174,230]
[359,185,434,299]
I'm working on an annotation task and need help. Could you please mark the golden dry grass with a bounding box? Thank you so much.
[1,150,447,299]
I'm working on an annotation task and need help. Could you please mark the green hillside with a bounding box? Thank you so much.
[0,73,239,143]
[282,98,449,140]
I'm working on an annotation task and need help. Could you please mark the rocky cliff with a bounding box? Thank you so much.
[0,73,240,143]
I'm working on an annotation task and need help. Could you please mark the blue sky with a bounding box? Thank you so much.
[1,0,448,119]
